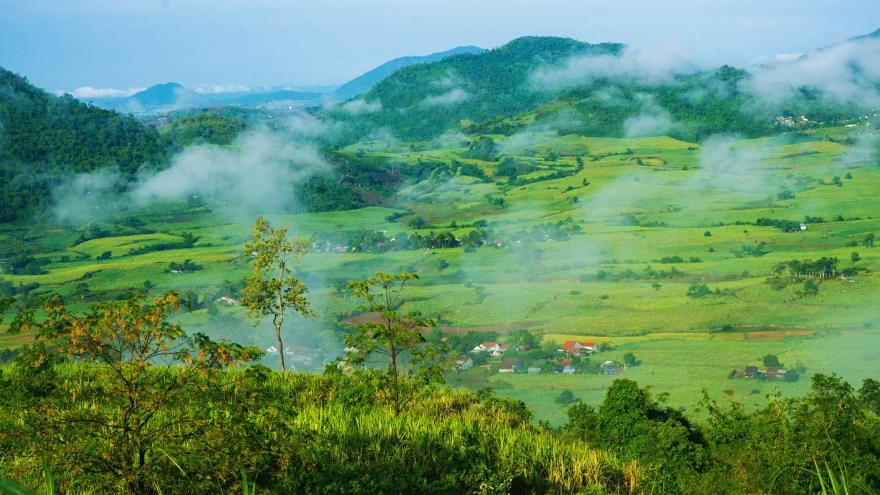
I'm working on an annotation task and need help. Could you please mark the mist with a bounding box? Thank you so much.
[742,34,880,110]
[422,88,470,107]
[130,130,327,216]
[529,43,701,92]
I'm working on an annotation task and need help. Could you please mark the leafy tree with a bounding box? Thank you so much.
[240,217,314,371]
[687,283,711,298]
[4,291,261,494]
[555,390,579,405]
[623,352,637,367]
[800,279,819,297]
[509,328,538,349]
[342,272,450,416]
[851,251,861,263]
[762,354,781,368]
[865,233,875,248]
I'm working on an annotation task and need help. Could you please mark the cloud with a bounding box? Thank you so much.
[339,99,382,114]
[60,86,146,98]
[530,43,701,92]
[128,129,328,215]
[422,88,470,107]
[623,113,675,138]
[53,168,125,223]
[693,134,774,194]
[742,35,880,109]
[427,130,468,150]
[192,83,253,94]
[623,93,678,138]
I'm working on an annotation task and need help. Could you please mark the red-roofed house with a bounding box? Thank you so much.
[560,341,598,356]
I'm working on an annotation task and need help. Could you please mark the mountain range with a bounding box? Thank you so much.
[85,45,487,114]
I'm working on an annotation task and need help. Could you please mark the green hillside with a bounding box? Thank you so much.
[0,68,173,221]
[324,36,865,144]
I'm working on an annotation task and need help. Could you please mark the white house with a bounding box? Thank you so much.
[455,356,474,370]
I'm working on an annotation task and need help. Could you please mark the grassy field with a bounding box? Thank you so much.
[450,330,880,426]
[3,129,879,424]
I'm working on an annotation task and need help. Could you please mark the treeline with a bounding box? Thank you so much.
[159,111,248,146]
[336,218,583,253]
[0,68,173,222]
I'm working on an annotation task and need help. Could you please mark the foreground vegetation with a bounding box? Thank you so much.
[1,291,879,494]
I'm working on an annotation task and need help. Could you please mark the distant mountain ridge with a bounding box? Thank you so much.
[85,46,486,114]
[332,45,486,101]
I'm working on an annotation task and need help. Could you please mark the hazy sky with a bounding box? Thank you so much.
[1,0,878,96]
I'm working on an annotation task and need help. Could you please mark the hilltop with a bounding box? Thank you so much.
[0,68,173,222]
[331,45,487,101]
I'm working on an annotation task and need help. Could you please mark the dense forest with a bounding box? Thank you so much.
[0,68,174,222]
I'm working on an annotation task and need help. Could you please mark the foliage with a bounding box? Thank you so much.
[240,218,314,371]
[159,112,247,146]
[341,272,450,416]
[762,354,781,368]
[2,291,261,494]
[0,68,172,222]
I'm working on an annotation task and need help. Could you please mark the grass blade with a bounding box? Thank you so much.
[0,479,38,495]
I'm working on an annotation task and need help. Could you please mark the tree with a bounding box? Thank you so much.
[555,390,579,405]
[5,291,261,494]
[865,233,874,248]
[240,217,314,371]
[342,272,450,416]
[762,354,781,368]
[623,352,637,367]
[851,251,860,263]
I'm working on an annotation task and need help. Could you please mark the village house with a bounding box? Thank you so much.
[217,296,238,306]
[559,341,598,356]
[499,358,523,373]
[601,360,621,375]
[473,342,510,356]
[455,356,474,370]
[527,367,541,374]
[284,346,311,361]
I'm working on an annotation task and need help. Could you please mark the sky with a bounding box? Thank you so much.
[1,0,879,97]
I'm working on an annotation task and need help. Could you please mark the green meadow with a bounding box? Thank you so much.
[3,130,880,423]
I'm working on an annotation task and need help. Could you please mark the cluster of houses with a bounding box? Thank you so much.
[264,345,331,370]
[311,242,348,253]
[472,341,514,356]
[732,365,790,381]
[459,339,615,375]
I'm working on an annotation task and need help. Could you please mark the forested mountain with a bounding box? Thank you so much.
[325,35,868,143]
[0,68,173,222]
[326,37,624,140]
[331,45,487,101]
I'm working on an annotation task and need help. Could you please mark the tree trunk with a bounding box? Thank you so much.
[276,314,285,372]
[390,347,399,416]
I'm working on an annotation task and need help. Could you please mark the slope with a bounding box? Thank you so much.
[332,45,486,101]
[0,68,173,222]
